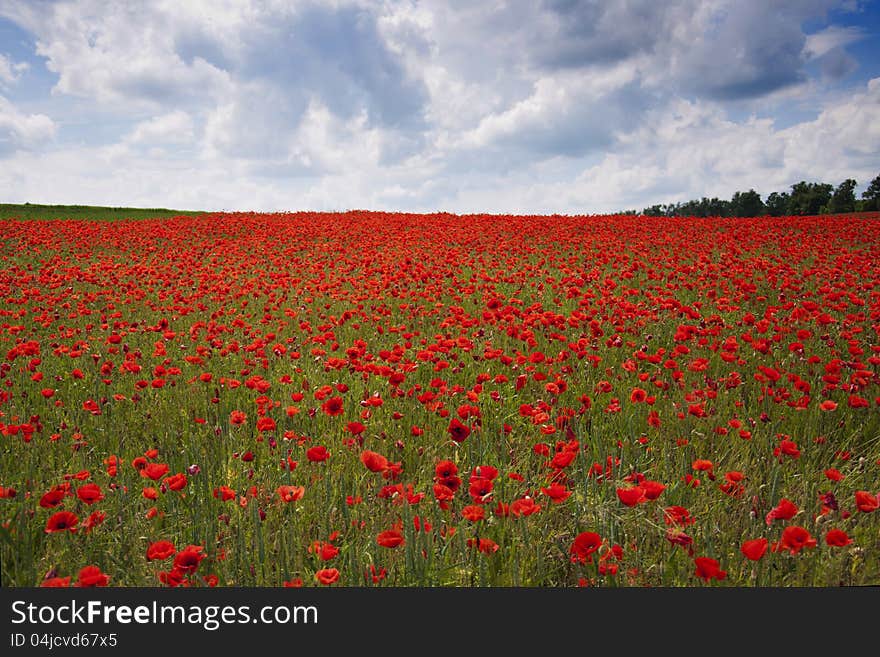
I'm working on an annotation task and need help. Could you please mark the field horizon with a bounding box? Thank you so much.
[3,202,880,222]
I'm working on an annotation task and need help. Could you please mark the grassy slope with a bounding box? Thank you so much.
[0,203,206,221]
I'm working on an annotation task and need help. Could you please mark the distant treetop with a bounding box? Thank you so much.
[638,173,880,217]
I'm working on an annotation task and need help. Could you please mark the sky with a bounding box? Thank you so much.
[0,0,879,214]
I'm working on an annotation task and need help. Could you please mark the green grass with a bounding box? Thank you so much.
[0,203,206,222]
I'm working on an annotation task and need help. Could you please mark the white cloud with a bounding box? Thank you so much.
[514,75,880,213]
[0,96,56,154]
[457,63,641,155]
[781,77,880,165]
[0,54,28,87]
[127,111,194,145]
[804,25,865,60]
[4,0,234,107]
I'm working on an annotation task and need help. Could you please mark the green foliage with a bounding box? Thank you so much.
[765,192,790,216]
[0,203,204,221]
[828,179,857,214]
[787,181,833,216]
[730,189,765,217]
[640,175,880,218]
[862,174,880,211]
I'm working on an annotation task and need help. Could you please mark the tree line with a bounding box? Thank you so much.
[637,173,880,217]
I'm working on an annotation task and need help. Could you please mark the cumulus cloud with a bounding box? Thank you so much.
[0,53,28,87]
[804,25,864,81]
[549,75,880,212]
[127,110,194,145]
[532,0,683,70]
[0,95,56,155]
[456,64,644,161]
[3,0,233,107]
[233,4,428,130]
[805,25,865,59]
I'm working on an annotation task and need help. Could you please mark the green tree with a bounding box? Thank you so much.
[862,173,880,211]
[788,181,833,215]
[765,191,790,216]
[828,179,857,214]
[730,189,765,217]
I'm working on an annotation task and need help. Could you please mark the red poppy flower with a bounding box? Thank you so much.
[773,439,800,460]
[666,529,694,551]
[315,568,340,585]
[147,540,176,561]
[448,418,471,443]
[570,532,602,564]
[306,445,330,462]
[468,477,493,503]
[214,485,236,501]
[321,396,344,416]
[376,529,405,548]
[664,506,695,526]
[40,576,71,587]
[45,511,79,533]
[142,462,170,481]
[640,480,666,500]
[229,410,247,425]
[740,537,768,561]
[847,395,869,408]
[256,416,276,432]
[694,557,726,582]
[510,496,542,517]
[824,468,844,482]
[692,459,714,476]
[104,455,118,477]
[39,486,68,508]
[82,511,106,533]
[311,541,339,561]
[541,483,572,503]
[360,450,389,472]
[164,473,187,491]
[277,485,305,503]
[76,565,109,587]
[432,483,455,510]
[550,450,576,469]
[854,490,879,513]
[461,505,485,521]
[616,486,645,506]
[471,465,498,481]
[435,460,458,478]
[158,569,186,587]
[776,526,817,555]
[467,537,499,554]
[173,545,206,574]
[765,498,798,525]
[824,528,852,547]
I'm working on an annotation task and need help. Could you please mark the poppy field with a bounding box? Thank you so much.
[1,211,878,587]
